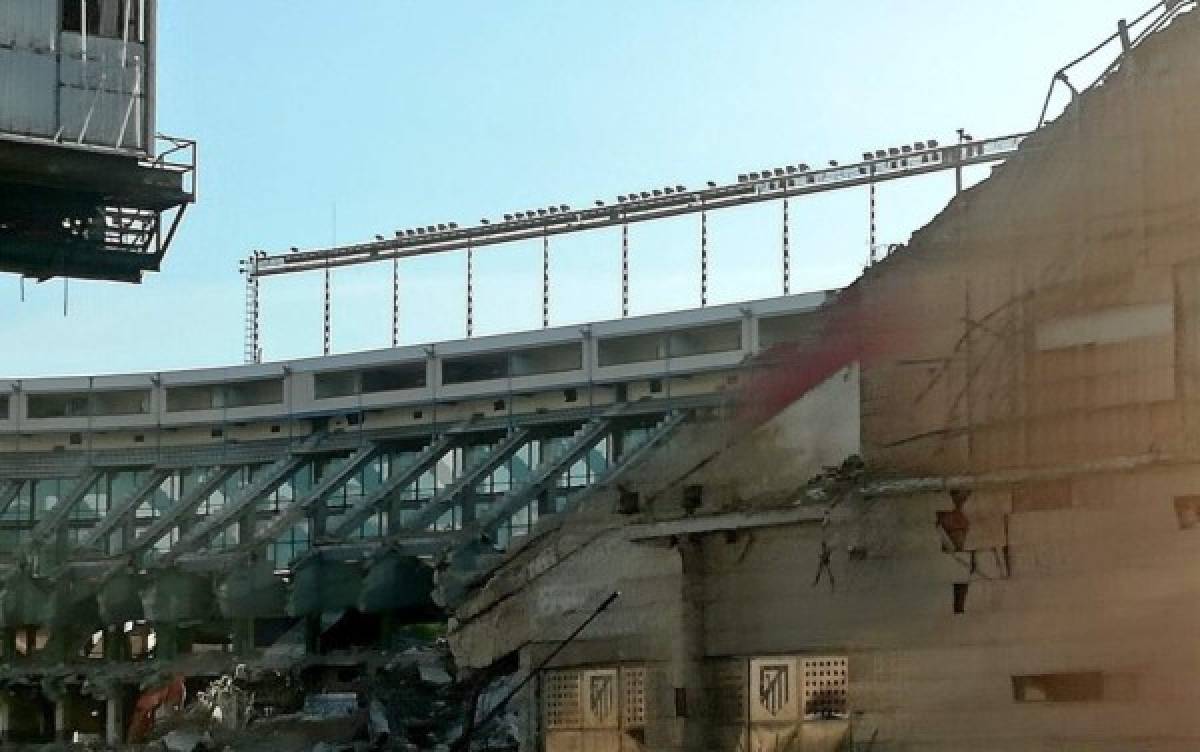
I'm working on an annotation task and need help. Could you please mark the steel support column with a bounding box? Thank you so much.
[542,228,550,328]
[700,207,708,307]
[391,256,399,347]
[782,198,790,295]
[621,222,629,318]
[323,263,332,356]
[466,242,474,338]
[868,165,878,265]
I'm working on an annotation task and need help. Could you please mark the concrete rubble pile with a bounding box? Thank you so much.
[0,636,517,752]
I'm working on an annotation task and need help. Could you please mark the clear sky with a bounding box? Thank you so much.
[2,0,1158,377]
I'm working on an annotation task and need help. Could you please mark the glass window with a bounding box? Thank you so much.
[62,1,144,42]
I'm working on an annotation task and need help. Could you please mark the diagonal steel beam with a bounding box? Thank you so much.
[75,467,170,553]
[246,441,400,554]
[23,468,104,551]
[322,432,462,541]
[467,417,614,538]
[0,480,23,519]
[160,432,330,564]
[127,465,239,558]
[377,427,533,537]
[475,409,687,540]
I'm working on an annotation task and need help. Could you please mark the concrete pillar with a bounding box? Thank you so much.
[0,628,15,661]
[379,612,395,652]
[313,500,329,539]
[232,618,255,656]
[53,696,68,741]
[44,625,70,664]
[0,695,10,741]
[304,615,321,655]
[104,626,129,662]
[517,647,539,752]
[105,692,126,746]
[155,623,180,660]
[670,536,708,751]
[237,512,256,550]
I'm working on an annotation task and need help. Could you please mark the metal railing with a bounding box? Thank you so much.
[1037,0,1197,128]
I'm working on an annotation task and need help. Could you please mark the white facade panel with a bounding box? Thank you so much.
[59,34,147,150]
[0,48,57,136]
[0,3,153,152]
[0,0,57,50]
[58,84,144,150]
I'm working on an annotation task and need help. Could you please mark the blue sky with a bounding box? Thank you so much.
[3,0,1155,376]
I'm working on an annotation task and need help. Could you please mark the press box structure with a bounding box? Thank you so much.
[0,0,194,282]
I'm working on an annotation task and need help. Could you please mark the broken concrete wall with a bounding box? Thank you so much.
[686,364,860,510]
[447,10,1200,752]
[452,362,864,671]
[857,10,1200,477]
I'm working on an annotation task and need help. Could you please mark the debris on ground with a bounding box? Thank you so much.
[90,628,520,752]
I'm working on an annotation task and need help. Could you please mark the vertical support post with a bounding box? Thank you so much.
[0,628,14,661]
[305,614,321,655]
[391,256,399,347]
[672,537,709,749]
[542,227,550,329]
[700,207,708,307]
[63,277,68,317]
[466,243,474,338]
[782,198,790,295]
[54,696,69,741]
[323,263,331,356]
[621,222,630,318]
[232,618,255,656]
[105,692,126,746]
[868,166,878,265]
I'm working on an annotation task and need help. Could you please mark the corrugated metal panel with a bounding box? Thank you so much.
[59,34,143,89]
[0,0,57,50]
[59,33,147,149]
[0,7,152,150]
[0,48,57,136]
[0,0,58,137]
[59,86,145,149]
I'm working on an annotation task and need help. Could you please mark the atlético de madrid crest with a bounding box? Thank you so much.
[758,663,790,717]
[589,673,615,721]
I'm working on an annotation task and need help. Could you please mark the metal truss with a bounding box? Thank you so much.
[377,427,534,537]
[246,133,1026,280]
[158,432,328,565]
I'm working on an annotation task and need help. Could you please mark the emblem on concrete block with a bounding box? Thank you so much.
[750,657,799,722]
[581,668,620,728]
[590,673,615,720]
[758,664,791,717]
